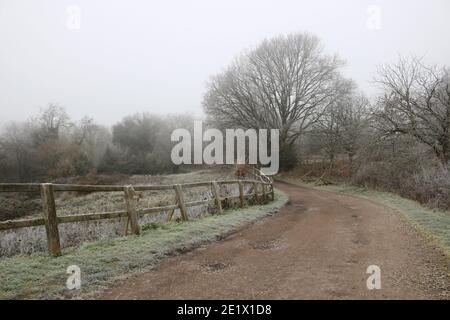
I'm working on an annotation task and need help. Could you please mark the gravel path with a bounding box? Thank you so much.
[100,181,450,299]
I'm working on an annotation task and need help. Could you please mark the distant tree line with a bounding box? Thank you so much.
[0,105,194,182]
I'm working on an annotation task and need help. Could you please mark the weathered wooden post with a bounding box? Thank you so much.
[252,181,259,203]
[258,182,265,204]
[211,181,223,213]
[40,183,61,256]
[262,183,268,203]
[124,185,141,235]
[238,181,245,207]
[270,183,275,201]
[174,184,189,221]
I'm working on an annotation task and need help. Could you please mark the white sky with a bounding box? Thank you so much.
[0,0,449,126]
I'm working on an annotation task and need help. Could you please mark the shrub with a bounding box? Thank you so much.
[401,165,450,210]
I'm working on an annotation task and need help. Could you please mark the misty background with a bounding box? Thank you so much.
[1,0,449,125]
[0,0,449,214]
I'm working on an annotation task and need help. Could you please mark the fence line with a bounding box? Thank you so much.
[0,179,274,256]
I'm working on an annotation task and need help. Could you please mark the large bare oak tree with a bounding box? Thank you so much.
[202,33,348,169]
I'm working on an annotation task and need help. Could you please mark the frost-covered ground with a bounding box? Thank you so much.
[0,167,256,257]
[0,190,288,299]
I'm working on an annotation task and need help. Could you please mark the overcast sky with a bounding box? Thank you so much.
[0,0,449,126]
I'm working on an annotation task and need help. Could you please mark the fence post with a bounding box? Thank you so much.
[252,181,258,203]
[238,181,245,207]
[174,184,189,221]
[40,183,61,256]
[211,181,223,213]
[262,183,268,203]
[124,185,141,235]
[270,183,275,201]
[257,182,264,204]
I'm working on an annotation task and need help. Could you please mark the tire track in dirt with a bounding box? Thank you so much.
[99,181,450,299]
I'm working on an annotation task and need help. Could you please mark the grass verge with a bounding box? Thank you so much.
[0,189,288,300]
[276,177,450,256]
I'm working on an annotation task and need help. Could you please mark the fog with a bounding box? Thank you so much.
[1,0,449,125]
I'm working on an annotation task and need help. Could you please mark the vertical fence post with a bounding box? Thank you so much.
[257,182,264,204]
[262,183,268,203]
[238,181,245,207]
[40,183,61,256]
[174,184,189,221]
[211,181,223,213]
[270,183,275,201]
[124,185,141,235]
[252,181,258,203]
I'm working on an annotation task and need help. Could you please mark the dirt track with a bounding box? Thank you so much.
[100,181,450,299]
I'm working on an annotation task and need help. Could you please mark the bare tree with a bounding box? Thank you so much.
[0,123,35,181]
[311,89,370,167]
[312,101,343,166]
[73,116,98,146]
[108,113,194,174]
[337,93,371,164]
[203,33,347,168]
[35,104,71,142]
[374,57,450,164]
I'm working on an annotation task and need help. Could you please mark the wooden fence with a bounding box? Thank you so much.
[0,180,274,256]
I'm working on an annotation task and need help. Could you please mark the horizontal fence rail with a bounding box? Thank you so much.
[0,179,275,256]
